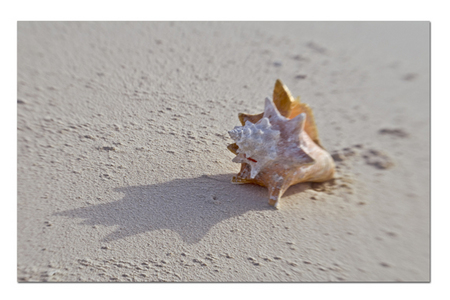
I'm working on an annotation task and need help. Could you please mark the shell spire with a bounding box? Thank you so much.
[227,80,335,209]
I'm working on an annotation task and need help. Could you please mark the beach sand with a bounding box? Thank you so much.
[17,21,429,282]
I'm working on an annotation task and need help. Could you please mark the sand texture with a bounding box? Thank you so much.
[17,22,429,282]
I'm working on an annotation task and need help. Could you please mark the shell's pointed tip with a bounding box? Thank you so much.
[268,198,280,209]
[227,143,239,154]
[287,112,306,136]
[294,149,315,165]
[275,78,283,85]
[268,188,283,208]
[231,176,243,184]
[291,112,306,123]
[264,97,278,113]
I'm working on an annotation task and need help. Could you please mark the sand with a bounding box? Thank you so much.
[17,21,429,282]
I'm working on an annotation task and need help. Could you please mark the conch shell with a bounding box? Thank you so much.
[227,79,335,209]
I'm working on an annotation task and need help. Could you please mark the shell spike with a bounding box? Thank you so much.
[273,79,295,117]
[268,184,283,209]
[238,112,264,126]
[263,97,282,121]
[227,143,239,154]
[294,150,315,167]
[267,178,292,209]
[287,112,306,138]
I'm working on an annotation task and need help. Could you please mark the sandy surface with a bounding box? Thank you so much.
[17,21,429,282]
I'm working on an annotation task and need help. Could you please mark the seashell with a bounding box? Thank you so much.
[227,79,335,209]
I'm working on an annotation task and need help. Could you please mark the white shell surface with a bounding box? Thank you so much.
[228,117,280,178]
